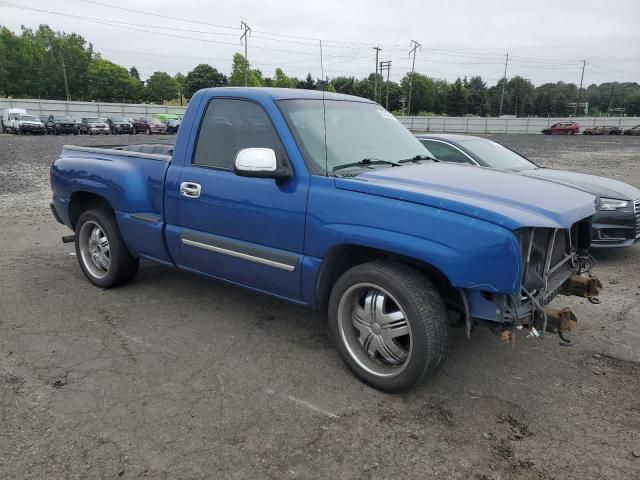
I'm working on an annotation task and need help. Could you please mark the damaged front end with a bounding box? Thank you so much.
[463,219,602,342]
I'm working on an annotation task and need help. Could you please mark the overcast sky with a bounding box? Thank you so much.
[2,0,639,86]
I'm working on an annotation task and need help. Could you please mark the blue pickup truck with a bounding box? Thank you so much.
[50,88,602,392]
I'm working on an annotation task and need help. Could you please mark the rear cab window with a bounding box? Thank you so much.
[193,98,283,170]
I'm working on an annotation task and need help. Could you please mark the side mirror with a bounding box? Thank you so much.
[233,148,292,180]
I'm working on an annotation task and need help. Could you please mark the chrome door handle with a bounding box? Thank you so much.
[180,182,201,198]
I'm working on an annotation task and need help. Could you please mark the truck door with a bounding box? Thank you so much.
[168,97,310,301]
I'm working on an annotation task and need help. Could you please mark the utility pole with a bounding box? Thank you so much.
[498,52,509,117]
[379,60,392,110]
[61,56,71,101]
[574,60,586,117]
[607,85,615,116]
[373,46,382,103]
[240,21,251,86]
[319,40,324,89]
[407,40,422,116]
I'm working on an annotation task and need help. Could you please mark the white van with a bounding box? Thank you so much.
[2,108,27,133]
[12,114,46,135]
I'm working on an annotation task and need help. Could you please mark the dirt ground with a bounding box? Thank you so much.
[1,133,639,480]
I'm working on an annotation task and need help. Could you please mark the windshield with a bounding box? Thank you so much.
[20,115,38,122]
[278,99,433,173]
[86,118,100,123]
[457,138,536,171]
[111,118,127,122]
[54,116,72,122]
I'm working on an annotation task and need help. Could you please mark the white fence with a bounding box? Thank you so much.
[0,98,186,119]
[2,97,638,134]
[397,116,639,134]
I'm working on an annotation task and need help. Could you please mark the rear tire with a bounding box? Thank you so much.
[328,260,449,392]
[74,209,139,288]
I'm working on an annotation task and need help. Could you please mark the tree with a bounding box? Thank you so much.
[297,73,316,90]
[326,83,336,93]
[446,78,469,116]
[229,53,263,87]
[273,68,296,88]
[508,76,535,117]
[332,76,356,95]
[401,73,436,114]
[626,92,640,116]
[467,76,488,116]
[86,59,140,102]
[145,71,178,104]
[129,66,140,81]
[183,64,227,99]
[173,72,185,105]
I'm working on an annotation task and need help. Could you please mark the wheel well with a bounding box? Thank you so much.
[68,192,113,229]
[315,245,457,311]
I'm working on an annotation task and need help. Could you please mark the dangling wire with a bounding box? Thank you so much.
[320,39,328,176]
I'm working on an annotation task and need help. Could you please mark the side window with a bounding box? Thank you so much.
[421,140,472,164]
[193,98,282,169]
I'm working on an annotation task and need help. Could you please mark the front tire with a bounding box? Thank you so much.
[75,209,139,288]
[146,127,151,135]
[328,261,449,392]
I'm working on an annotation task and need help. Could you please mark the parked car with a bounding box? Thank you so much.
[45,115,79,135]
[541,122,580,135]
[623,125,640,136]
[106,117,134,134]
[417,134,640,248]
[11,113,46,135]
[166,117,181,134]
[1,108,27,133]
[583,125,622,135]
[153,113,181,122]
[131,117,167,135]
[79,118,110,135]
[49,88,603,392]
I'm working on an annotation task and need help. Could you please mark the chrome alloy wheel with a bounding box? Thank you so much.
[337,283,412,378]
[79,221,111,279]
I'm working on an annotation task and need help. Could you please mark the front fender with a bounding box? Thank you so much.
[305,177,521,295]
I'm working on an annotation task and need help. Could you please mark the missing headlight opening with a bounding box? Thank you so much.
[467,220,602,343]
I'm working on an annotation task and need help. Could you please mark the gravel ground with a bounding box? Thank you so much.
[1,133,640,479]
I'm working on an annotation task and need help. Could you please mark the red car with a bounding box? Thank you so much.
[542,122,580,135]
[131,117,167,135]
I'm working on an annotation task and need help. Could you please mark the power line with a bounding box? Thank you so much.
[0,3,382,60]
[77,0,239,31]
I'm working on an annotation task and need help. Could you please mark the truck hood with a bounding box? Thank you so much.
[335,163,597,230]
[519,167,640,201]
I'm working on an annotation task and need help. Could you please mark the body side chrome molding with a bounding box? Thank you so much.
[181,231,298,272]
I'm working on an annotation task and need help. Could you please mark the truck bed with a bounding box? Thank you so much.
[64,143,175,160]
[51,144,175,265]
